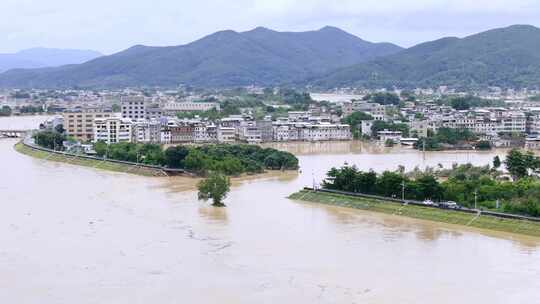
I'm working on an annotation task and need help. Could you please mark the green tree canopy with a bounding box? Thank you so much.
[363,92,400,105]
[197,172,231,207]
[33,130,66,150]
[371,120,410,137]
[341,111,373,139]
[505,149,538,180]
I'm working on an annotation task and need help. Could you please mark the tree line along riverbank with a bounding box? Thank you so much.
[322,150,540,218]
[21,129,300,177]
[289,190,540,238]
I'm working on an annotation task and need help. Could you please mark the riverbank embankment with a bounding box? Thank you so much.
[15,142,168,177]
[289,189,540,237]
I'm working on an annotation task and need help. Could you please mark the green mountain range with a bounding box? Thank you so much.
[2,24,540,89]
[311,25,540,89]
[0,26,401,88]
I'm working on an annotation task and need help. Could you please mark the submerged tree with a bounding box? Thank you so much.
[493,156,501,169]
[197,172,231,207]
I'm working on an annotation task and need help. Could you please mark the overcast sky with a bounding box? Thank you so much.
[1,0,539,54]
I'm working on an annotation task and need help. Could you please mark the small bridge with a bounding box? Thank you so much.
[0,130,28,138]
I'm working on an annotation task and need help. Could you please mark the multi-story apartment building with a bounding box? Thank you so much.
[217,127,236,143]
[193,123,217,143]
[160,128,172,144]
[94,117,132,144]
[299,124,352,141]
[497,112,526,134]
[272,122,351,142]
[377,130,403,143]
[341,101,354,117]
[63,109,112,141]
[170,125,195,143]
[220,116,244,129]
[409,120,432,138]
[439,111,526,136]
[471,119,497,135]
[207,125,218,142]
[255,120,274,142]
[527,114,540,135]
[145,106,163,120]
[352,102,386,121]
[132,120,162,144]
[121,96,147,120]
[361,120,375,137]
[287,111,310,121]
[43,116,64,130]
[239,126,262,143]
[163,101,220,114]
[273,125,300,142]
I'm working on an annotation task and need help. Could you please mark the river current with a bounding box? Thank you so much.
[1,116,539,303]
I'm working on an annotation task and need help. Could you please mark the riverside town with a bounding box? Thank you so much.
[2,4,540,303]
[4,87,540,149]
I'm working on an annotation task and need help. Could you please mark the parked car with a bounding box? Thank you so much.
[440,201,460,209]
[423,199,434,206]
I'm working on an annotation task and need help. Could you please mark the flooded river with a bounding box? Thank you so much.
[1,116,540,303]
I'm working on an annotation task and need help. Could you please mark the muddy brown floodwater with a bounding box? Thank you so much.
[1,116,540,304]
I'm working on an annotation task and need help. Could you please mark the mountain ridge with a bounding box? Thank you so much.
[310,24,540,89]
[0,26,402,88]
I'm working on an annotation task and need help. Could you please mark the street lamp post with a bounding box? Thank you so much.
[312,170,316,191]
[474,189,478,210]
[401,181,405,202]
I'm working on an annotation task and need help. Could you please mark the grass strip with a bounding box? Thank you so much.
[14,142,162,177]
[289,190,540,237]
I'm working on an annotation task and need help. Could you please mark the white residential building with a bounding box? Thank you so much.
[163,101,220,113]
[273,124,300,142]
[239,126,262,143]
[300,124,351,141]
[132,120,162,144]
[272,123,351,142]
[409,120,431,138]
[43,116,64,130]
[217,127,236,143]
[193,124,216,143]
[361,120,375,137]
[378,130,402,143]
[94,117,133,144]
[525,137,540,150]
[353,102,386,120]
